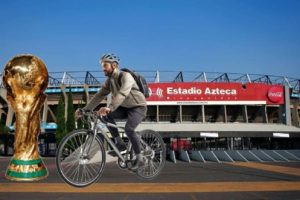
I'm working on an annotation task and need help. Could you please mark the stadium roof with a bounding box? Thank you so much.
[0,71,299,95]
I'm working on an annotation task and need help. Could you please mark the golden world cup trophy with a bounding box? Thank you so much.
[3,54,49,181]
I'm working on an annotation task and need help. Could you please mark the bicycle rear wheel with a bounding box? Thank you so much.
[136,129,166,180]
[56,129,106,187]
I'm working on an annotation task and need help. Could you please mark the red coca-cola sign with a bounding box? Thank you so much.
[267,86,284,103]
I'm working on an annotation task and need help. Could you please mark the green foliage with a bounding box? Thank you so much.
[76,101,89,129]
[77,115,83,129]
[55,93,66,144]
[0,121,9,144]
[55,90,86,145]
[0,120,10,135]
[76,100,83,129]
[66,89,76,132]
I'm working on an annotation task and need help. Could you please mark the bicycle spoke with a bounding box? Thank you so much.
[63,161,78,177]
[68,164,79,182]
[57,130,106,187]
[136,130,166,179]
[152,156,161,164]
[88,162,100,174]
[74,136,80,151]
[62,159,78,169]
[65,142,75,152]
[68,138,76,151]
[84,164,94,180]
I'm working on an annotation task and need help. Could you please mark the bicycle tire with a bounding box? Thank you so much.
[136,129,166,180]
[56,129,106,187]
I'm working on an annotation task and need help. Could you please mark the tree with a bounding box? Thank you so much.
[55,93,66,144]
[66,89,76,133]
[77,113,83,129]
[0,120,10,135]
[0,120,10,155]
[76,100,89,129]
[77,100,83,129]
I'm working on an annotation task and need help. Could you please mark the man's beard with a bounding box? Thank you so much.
[104,70,113,77]
[104,71,109,76]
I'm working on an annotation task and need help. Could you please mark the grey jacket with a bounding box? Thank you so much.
[84,68,147,112]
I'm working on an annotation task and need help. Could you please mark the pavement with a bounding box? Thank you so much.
[1,156,300,200]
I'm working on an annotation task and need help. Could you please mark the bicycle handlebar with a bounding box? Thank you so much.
[78,109,124,130]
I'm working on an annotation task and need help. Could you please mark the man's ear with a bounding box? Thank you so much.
[112,62,118,69]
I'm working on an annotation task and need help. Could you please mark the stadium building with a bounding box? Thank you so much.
[0,71,300,161]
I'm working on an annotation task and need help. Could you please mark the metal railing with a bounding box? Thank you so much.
[0,71,299,94]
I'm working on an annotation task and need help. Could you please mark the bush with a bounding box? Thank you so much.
[66,89,76,132]
[55,93,66,144]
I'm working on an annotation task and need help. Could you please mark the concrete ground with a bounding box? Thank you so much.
[1,157,300,200]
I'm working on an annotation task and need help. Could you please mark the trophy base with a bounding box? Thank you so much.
[5,158,48,181]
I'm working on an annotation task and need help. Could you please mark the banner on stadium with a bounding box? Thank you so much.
[147,82,284,105]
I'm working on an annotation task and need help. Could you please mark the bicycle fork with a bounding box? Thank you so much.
[80,130,96,161]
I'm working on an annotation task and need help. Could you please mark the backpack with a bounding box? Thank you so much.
[118,68,150,98]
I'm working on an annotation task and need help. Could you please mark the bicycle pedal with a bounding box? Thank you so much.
[127,161,138,172]
[127,161,133,169]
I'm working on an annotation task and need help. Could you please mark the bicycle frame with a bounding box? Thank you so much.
[82,115,128,163]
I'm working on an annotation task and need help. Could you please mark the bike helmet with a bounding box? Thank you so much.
[100,53,120,64]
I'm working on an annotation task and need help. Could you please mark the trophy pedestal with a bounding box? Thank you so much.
[5,157,48,181]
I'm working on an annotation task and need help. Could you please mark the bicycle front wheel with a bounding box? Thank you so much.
[56,129,106,187]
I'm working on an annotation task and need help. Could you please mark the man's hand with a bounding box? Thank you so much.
[75,108,83,120]
[97,107,111,116]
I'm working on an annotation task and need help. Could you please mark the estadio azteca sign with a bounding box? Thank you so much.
[147,82,284,105]
[166,87,237,95]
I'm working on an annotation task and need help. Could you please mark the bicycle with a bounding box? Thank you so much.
[56,110,166,187]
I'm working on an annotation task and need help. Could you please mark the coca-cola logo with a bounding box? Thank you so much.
[267,86,283,103]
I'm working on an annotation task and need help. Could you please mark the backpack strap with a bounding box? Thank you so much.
[118,69,139,91]
[117,70,123,87]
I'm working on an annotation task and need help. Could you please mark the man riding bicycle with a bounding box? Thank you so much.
[75,53,147,171]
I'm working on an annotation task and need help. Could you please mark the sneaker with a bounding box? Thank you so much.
[107,141,127,157]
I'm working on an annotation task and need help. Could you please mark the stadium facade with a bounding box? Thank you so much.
[0,71,299,156]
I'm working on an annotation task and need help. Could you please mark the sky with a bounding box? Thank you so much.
[0,0,299,79]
